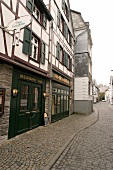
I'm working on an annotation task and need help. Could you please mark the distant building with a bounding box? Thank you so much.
[92,79,100,103]
[109,76,113,104]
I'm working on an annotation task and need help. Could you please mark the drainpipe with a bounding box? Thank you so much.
[48,19,53,123]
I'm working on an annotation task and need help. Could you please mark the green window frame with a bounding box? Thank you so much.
[23,27,32,55]
[26,0,34,12]
[41,42,46,64]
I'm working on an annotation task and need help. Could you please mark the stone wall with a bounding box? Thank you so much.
[0,62,13,136]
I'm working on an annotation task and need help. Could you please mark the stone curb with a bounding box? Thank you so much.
[108,104,113,111]
[43,107,99,170]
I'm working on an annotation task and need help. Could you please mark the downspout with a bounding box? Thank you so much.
[48,0,53,122]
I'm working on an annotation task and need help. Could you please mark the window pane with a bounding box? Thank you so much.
[64,95,67,112]
[57,95,61,114]
[20,85,29,111]
[33,87,39,110]
[52,95,57,115]
[61,95,64,112]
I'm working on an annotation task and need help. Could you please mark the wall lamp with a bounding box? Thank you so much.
[12,89,18,97]
[43,92,49,97]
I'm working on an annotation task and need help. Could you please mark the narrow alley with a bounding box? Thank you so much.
[51,102,113,170]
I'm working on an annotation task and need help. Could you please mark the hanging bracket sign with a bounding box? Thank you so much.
[1,15,32,46]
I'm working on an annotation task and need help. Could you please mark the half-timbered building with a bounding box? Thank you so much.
[43,0,75,122]
[0,0,52,139]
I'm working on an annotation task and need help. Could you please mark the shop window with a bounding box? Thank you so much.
[57,95,61,114]
[52,94,57,115]
[0,88,5,116]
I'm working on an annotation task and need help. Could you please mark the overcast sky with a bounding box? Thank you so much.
[70,0,113,85]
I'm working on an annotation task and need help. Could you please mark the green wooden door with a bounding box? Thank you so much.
[16,80,42,135]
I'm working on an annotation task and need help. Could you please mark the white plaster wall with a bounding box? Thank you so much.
[3,0,10,7]
[29,60,39,67]
[12,0,18,13]
[20,0,26,7]
[74,77,88,100]
[40,60,48,71]
[42,30,49,45]
[5,33,13,57]
[18,3,29,17]
[45,46,49,60]
[0,29,5,54]
[32,19,41,37]
[14,43,28,62]
[52,56,55,65]
[2,4,15,27]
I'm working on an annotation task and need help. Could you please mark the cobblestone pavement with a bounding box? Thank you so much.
[51,102,113,170]
[0,107,98,170]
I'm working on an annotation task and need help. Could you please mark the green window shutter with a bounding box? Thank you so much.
[67,10,69,20]
[23,27,32,55]
[26,0,34,12]
[69,34,72,47]
[57,9,61,27]
[65,53,68,67]
[70,58,72,71]
[62,0,65,10]
[64,22,66,37]
[42,14,47,29]
[56,42,60,60]
[41,42,46,64]
[66,25,68,40]
[63,51,66,66]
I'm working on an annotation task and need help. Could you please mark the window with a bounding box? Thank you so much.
[31,35,39,60]
[33,4,40,21]
[42,14,47,29]
[26,0,47,29]
[41,42,46,64]
[23,28,46,64]
[60,46,63,63]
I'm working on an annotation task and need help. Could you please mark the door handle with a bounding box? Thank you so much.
[31,111,37,113]
[25,111,30,114]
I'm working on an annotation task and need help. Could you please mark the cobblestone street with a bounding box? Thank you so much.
[51,102,113,170]
[0,106,98,170]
